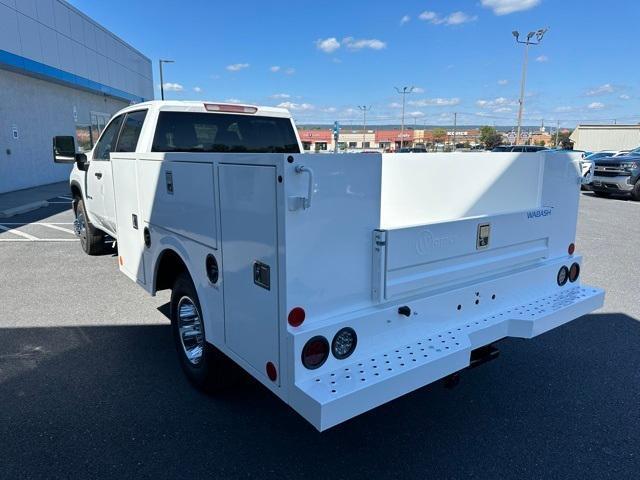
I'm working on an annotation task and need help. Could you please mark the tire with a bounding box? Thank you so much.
[593,191,611,198]
[631,181,640,201]
[75,198,105,255]
[170,271,229,392]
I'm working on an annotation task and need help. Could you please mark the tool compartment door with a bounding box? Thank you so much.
[111,156,145,285]
[219,164,279,383]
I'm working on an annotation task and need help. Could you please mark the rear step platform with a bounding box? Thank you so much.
[293,285,604,431]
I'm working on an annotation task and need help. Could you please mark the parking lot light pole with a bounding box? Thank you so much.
[395,86,414,149]
[159,59,175,100]
[512,29,547,145]
[357,106,371,149]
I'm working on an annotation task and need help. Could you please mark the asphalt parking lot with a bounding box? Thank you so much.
[1,192,639,479]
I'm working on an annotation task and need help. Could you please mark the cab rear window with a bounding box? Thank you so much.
[152,112,300,153]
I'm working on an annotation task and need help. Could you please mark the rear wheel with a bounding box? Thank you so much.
[170,271,230,392]
[74,198,105,255]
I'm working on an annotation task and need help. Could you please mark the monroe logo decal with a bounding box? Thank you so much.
[526,206,553,219]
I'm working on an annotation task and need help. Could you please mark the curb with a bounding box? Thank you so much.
[0,200,49,218]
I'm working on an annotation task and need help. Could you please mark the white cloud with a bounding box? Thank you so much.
[284,67,296,75]
[409,111,425,117]
[413,87,425,93]
[620,94,631,100]
[400,15,410,25]
[585,83,615,96]
[210,74,221,80]
[269,66,281,72]
[316,37,340,53]
[554,106,574,112]
[588,102,605,110]
[419,10,477,26]
[497,79,508,85]
[277,102,314,111]
[225,98,242,103]
[322,107,337,113]
[494,107,512,113]
[343,37,387,50]
[476,97,517,109]
[193,86,202,93]
[270,93,291,99]
[389,102,403,109]
[535,55,548,62]
[226,63,249,71]
[161,82,183,92]
[480,0,541,15]
[409,97,461,107]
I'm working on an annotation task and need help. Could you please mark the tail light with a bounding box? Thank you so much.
[568,243,575,255]
[569,262,580,282]
[332,328,357,360]
[288,307,305,327]
[301,336,329,370]
[557,266,569,286]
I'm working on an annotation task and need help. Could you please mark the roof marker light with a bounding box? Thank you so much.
[204,103,257,114]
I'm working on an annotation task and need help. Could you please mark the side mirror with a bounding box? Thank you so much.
[52,136,88,169]
[53,136,76,163]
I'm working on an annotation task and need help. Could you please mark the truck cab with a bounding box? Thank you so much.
[54,101,302,253]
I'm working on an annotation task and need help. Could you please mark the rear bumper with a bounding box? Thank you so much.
[292,284,604,431]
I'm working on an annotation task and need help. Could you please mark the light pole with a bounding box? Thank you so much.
[357,105,371,149]
[159,59,175,100]
[512,28,547,145]
[395,86,414,149]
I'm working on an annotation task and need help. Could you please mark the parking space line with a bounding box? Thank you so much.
[57,196,73,201]
[0,222,73,225]
[0,224,39,240]
[40,223,76,235]
[0,238,78,242]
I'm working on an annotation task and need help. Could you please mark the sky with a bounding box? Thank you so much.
[68,0,640,128]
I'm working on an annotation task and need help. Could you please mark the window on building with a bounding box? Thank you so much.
[337,142,347,150]
[93,115,124,161]
[302,142,312,150]
[152,112,300,153]
[115,110,148,152]
[362,142,370,148]
[348,142,357,148]
[315,142,327,151]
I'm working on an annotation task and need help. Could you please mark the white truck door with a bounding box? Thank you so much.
[86,114,124,232]
[219,164,280,384]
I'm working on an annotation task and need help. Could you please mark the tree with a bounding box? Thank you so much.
[556,130,574,149]
[479,125,503,149]
[432,128,447,144]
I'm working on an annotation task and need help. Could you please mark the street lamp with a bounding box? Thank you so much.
[357,105,371,149]
[394,86,414,149]
[512,28,547,145]
[159,59,175,100]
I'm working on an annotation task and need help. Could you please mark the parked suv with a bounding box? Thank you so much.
[590,147,640,200]
[491,145,548,152]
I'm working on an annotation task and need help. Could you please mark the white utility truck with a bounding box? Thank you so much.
[54,101,604,431]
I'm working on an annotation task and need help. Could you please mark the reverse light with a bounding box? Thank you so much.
[301,336,329,370]
[557,266,569,286]
[332,328,357,360]
[204,103,257,114]
[569,262,580,283]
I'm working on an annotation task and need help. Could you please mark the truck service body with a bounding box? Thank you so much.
[54,101,604,431]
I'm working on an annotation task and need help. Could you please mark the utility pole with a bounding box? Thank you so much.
[555,120,560,147]
[452,112,458,151]
[512,28,548,145]
[357,105,371,149]
[395,86,414,149]
[159,59,175,100]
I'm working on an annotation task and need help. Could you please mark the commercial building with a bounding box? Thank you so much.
[570,124,640,152]
[0,0,153,193]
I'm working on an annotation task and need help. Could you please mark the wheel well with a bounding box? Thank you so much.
[155,249,188,292]
[70,183,82,200]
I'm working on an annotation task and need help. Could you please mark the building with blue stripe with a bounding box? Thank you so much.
[0,0,153,193]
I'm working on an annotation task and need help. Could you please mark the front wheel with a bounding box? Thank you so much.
[170,272,230,392]
[74,198,105,255]
[631,181,640,201]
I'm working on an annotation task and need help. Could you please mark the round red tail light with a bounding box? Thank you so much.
[557,266,569,286]
[568,243,575,255]
[569,262,580,282]
[301,336,329,370]
[288,307,305,327]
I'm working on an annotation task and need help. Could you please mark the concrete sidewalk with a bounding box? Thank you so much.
[0,182,69,218]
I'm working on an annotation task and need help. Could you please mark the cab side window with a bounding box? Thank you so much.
[93,115,124,161]
[115,110,148,152]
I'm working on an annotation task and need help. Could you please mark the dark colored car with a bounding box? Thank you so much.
[491,145,548,152]
[398,147,428,153]
[590,147,640,200]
